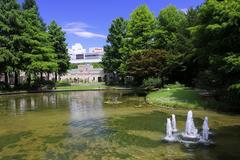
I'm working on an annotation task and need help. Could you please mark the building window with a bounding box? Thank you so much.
[98,77,102,82]
[76,54,84,59]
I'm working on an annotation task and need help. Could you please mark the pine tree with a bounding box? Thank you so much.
[127,5,155,51]
[21,0,58,83]
[22,0,46,30]
[48,20,70,81]
[102,17,128,84]
[0,0,21,87]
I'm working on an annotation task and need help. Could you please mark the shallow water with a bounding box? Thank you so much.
[0,90,240,160]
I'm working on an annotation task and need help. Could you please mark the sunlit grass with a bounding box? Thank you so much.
[56,83,129,91]
[146,85,220,109]
[56,83,107,90]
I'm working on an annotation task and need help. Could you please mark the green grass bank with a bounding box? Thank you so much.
[146,84,220,109]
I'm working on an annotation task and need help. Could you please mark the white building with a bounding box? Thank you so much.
[61,64,104,83]
[69,43,104,64]
[60,44,105,83]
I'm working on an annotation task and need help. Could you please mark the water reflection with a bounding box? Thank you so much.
[0,93,64,115]
[67,91,107,138]
[0,91,239,160]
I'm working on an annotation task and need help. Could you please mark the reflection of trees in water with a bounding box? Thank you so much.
[0,90,142,117]
[103,90,147,107]
[67,91,107,138]
[0,91,106,115]
[0,93,63,115]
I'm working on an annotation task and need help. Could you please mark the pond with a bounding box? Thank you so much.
[0,90,240,160]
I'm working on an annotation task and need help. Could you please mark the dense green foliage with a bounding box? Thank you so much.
[92,63,103,68]
[127,5,155,50]
[0,0,69,89]
[126,49,166,85]
[48,21,70,78]
[103,0,240,107]
[142,78,162,90]
[102,17,128,84]
[56,80,71,87]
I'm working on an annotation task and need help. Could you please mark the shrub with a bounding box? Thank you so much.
[31,79,56,90]
[164,82,185,89]
[0,82,6,90]
[56,80,71,87]
[142,77,162,90]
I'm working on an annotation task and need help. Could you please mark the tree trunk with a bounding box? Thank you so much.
[40,72,43,81]
[14,71,19,87]
[47,72,50,80]
[55,72,57,82]
[160,74,164,88]
[27,73,31,86]
[4,72,8,88]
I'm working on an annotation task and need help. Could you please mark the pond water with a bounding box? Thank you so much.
[0,90,240,160]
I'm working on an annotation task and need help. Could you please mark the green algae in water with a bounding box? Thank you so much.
[0,90,240,160]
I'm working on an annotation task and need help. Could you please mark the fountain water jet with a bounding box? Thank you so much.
[201,117,209,141]
[171,114,178,132]
[164,118,176,141]
[181,110,199,140]
[163,110,213,145]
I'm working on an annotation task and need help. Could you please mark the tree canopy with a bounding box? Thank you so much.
[103,0,240,106]
[127,5,155,50]
[0,0,69,88]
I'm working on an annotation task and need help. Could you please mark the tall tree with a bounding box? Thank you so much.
[21,0,58,83]
[154,5,187,52]
[22,0,45,30]
[102,17,128,84]
[126,49,167,85]
[0,0,21,87]
[191,0,240,104]
[48,20,70,81]
[177,7,200,86]
[154,5,190,84]
[127,5,155,51]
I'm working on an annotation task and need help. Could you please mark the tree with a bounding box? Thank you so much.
[48,20,70,81]
[0,0,21,87]
[154,5,187,52]
[21,0,58,84]
[22,0,45,30]
[102,17,128,84]
[127,5,155,51]
[191,0,240,104]
[154,5,192,85]
[126,49,167,86]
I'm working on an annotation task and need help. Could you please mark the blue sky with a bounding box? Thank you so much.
[18,0,204,49]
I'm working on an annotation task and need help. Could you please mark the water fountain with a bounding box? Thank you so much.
[201,117,209,142]
[171,114,178,132]
[163,110,212,145]
[164,118,176,141]
[181,110,200,141]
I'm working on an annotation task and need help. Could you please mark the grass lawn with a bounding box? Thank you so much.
[56,83,129,91]
[56,83,106,91]
[146,84,219,109]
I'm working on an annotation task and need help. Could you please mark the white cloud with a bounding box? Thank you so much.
[63,22,106,39]
[74,31,107,39]
[180,8,188,14]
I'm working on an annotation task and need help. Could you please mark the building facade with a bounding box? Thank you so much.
[0,44,105,85]
[69,43,104,64]
[60,64,104,83]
